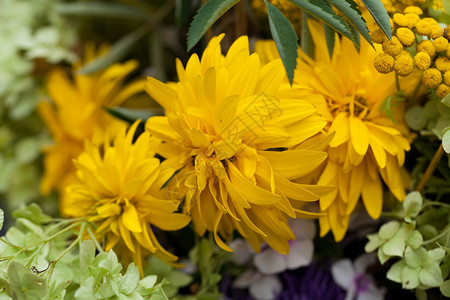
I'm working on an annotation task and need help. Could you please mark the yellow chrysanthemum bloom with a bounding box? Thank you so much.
[66,121,191,273]
[145,34,333,254]
[39,44,145,209]
[256,23,415,241]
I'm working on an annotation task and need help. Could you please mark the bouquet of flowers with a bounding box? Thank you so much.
[0,0,449,299]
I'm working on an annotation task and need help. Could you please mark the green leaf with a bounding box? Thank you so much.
[265,0,298,84]
[105,106,163,123]
[443,129,450,153]
[328,0,371,45]
[78,25,150,74]
[379,221,400,240]
[138,275,157,290]
[165,270,193,288]
[406,230,423,249]
[79,240,95,274]
[401,265,420,289]
[359,0,391,40]
[120,263,140,295]
[387,260,405,283]
[323,24,335,59]
[419,262,443,287]
[440,279,450,297]
[382,235,406,257]
[427,248,445,262]
[379,90,405,121]
[403,191,423,219]
[187,0,239,51]
[300,11,314,58]
[56,2,150,20]
[0,209,3,232]
[288,0,353,43]
[442,93,450,107]
[98,250,122,275]
[444,0,450,15]
[12,203,51,225]
[404,246,427,269]
[8,261,46,299]
[75,277,96,299]
[176,0,193,28]
[405,106,428,131]
[365,233,383,252]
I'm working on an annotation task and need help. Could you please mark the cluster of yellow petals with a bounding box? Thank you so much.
[256,22,414,241]
[65,122,191,273]
[378,0,442,14]
[39,44,145,210]
[145,34,334,254]
[373,6,450,98]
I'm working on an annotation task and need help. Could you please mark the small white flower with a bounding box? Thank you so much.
[331,254,386,300]
[254,219,316,274]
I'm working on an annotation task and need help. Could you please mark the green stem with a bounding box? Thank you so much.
[422,201,450,210]
[12,221,82,261]
[422,224,450,246]
[395,73,401,91]
[0,237,21,249]
[86,225,104,253]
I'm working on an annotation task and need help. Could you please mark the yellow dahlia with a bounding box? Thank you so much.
[145,34,333,254]
[257,22,416,241]
[66,121,191,272]
[39,44,145,207]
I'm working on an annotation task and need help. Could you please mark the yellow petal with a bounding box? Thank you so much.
[214,213,233,252]
[260,149,328,180]
[145,77,177,110]
[150,210,191,231]
[361,173,383,219]
[329,113,350,147]
[119,220,135,252]
[121,205,142,233]
[228,162,281,205]
[349,116,370,155]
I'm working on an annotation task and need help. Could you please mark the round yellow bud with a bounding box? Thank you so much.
[374,53,395,73]
[429,25,444,39]
[414,52,431,70]
[393,13,407,27]
[396,28,415,47]
[436,84,450,98]
[382,36,404,56]
[415,19,433,36]
[417,40,436,58]
[433,36,449,52]
[394,54,414,77]
[371,29,387,44]
[443,70,450,85]
[435,56,450,72]
[403,6,423,15]
[404,14,420,29]
[422,68,442,88]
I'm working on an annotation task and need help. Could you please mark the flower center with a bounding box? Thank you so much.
[353,273,371,294]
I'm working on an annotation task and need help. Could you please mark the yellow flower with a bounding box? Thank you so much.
[39,44,145,210]
[66,121,191,273]
[145,34,332,254]
[257,22,414,241]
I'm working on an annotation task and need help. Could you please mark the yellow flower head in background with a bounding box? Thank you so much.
[39,44,145,207]
[257,22,415,241]
[145,34,333,254]
[65,121,191,272]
